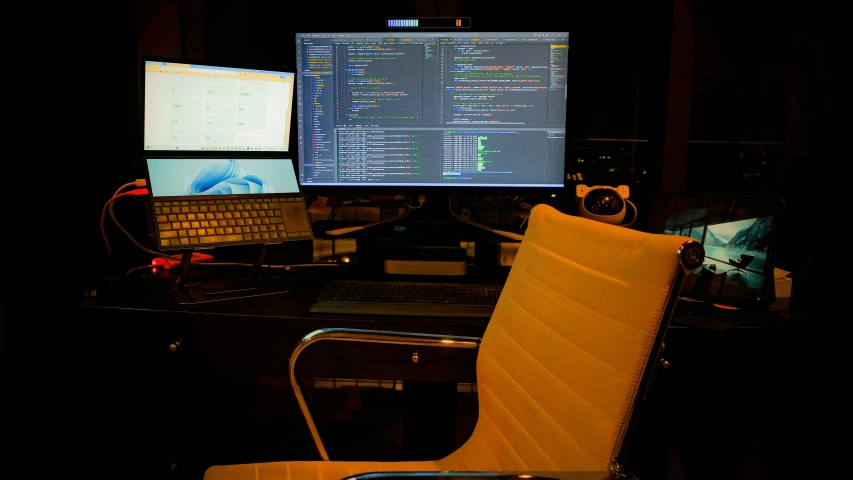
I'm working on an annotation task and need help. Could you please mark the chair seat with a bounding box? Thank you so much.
[205,460,438,480]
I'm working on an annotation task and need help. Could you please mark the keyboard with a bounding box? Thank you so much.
[309,280,504,318]
[153,197,313,250]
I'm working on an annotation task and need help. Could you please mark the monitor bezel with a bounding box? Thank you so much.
[292,31,571,198]
[140,55,297,156]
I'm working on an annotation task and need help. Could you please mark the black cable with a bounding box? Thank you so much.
[460,196,482,223]
[327,197,344,220]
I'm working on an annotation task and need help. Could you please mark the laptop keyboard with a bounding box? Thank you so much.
[153,197,312,249]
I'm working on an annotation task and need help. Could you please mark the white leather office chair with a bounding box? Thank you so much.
[204,204,704,480]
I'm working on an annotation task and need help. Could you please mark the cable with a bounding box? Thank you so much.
[106,181,353,274]
[402,195,425,209]
[109,198,179,260]
[459,196,481,223]
[447,196,524,242]
[126,264,156,276]
[102,187,150,261]
[113,182,136,196]
[326,197,344,220]
[325,202,412,236]
[107,181,183,262]
[106,181,348,272]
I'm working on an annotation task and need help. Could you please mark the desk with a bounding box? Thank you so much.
[37,264,803,480]
[45,265,500,477]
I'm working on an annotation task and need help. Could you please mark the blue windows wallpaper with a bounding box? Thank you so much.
[185,159,270,195]
[147,158,299,197]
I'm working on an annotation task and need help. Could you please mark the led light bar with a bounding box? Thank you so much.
[386,17,471,29]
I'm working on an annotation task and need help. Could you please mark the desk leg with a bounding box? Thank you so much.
[402,381,458,460]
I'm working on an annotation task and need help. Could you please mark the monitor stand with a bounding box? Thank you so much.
[169,244,294,304]
[322,194,522,277]
[323,194,523,242]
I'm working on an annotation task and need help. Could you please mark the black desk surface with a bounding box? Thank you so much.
[58,260,796,331]
[62,264,509,332]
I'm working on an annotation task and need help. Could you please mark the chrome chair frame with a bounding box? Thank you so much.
[289,329,482,461]
[288,239,703,478]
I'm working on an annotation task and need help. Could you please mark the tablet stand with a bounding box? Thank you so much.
[170,243,294,304]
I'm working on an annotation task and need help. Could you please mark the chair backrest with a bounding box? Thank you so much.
[437,204,697,473]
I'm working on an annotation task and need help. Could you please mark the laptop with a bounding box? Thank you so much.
[144,157,313,251]
[648,191,785,330]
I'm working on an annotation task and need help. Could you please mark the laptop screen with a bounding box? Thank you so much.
[649,192,785,309]
[146,158,300,199]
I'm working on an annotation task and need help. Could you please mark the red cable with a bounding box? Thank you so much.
[101,189,149,259]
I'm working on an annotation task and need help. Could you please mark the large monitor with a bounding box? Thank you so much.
[143,59,295,152]
[294,31,569,194]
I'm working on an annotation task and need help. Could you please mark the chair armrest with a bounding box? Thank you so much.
[289,328,481,461]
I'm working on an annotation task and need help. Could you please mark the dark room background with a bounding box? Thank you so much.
[13,0,831,334]
[2,1,830,478]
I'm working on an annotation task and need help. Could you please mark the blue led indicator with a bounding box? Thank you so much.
[389,19,420,27]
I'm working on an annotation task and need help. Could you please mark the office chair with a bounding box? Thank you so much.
[204,204,704,480]
[728,254,755,276]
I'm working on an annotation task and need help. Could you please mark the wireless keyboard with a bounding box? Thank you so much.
[153,197,312,249]
[309,280,504,318]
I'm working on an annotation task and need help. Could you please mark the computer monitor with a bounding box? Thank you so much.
[294,31,570,195]
[142,58,295,153]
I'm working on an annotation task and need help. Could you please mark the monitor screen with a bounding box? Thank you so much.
[143,60,295,152]
[294,31,569,191]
